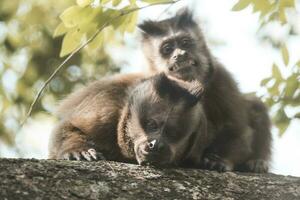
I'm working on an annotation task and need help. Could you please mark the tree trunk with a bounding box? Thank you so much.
[0,158,299,200]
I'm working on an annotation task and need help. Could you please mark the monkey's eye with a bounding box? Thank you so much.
[180,38,192,49]
[161,43,174,56]
[145,119,159,132]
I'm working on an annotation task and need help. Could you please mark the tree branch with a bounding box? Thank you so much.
[1,158,300,200]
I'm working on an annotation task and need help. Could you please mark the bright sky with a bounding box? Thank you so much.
[1,0,299,176]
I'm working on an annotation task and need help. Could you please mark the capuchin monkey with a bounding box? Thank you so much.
[117,73,208,166]
[138,8,272,173]
[49,73,208,167]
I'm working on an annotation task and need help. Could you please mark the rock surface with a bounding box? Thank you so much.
[0,158,299,200]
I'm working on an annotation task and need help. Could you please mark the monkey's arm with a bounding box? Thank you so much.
[49,73,145,161]
[200,65,253,172]
[49,91,122,161]
[202,97,272,173]
[202,126,253,172]
[239,95,272,173]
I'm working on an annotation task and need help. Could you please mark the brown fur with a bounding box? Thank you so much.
[48,73,147,161]
[49,72,209,167]
[117,73,208,167]
[49,9,271,173]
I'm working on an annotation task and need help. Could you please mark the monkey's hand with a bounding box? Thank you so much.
[60,148,105,161]
[202,153,233,172]
[244,159,269,173]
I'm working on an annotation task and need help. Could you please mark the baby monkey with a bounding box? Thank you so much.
[117,73,208,166]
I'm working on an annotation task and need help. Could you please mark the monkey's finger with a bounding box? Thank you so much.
[96,152,106,160]
[253,160,268,173]
[247,161,255,171]
[203,158,215,169]
[206,160,217,170]
[81,151,92,161]
[71,152,81,161]
[62,153,71,160]
[215,162,229,172]
[87,149,97,160]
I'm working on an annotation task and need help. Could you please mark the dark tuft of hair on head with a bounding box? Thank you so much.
[138,20,165,37]
[174,7,196,28]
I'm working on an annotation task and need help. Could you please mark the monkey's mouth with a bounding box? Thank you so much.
[168,60,198,81]
[135,146,172,167]
[169,59,198,72]
[139,160,170,167]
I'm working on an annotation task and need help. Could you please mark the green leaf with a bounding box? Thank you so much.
[232,0,252,11]
[260,77,272,86]
[281,44,289,66]
[268,82,280,96]
[101,0,111,4]
[265,97,275,107]
[294,112,300,119]
[88,32,104,50]
[279,8,287,24]
[284,74,299,97]
[60,30,83,57]
[296,60,300,67]
[53,23,68,37]
[60,5,102,31]
[273,108,290,135]
[112,0,122,6]
[141,0,173,3]
[279,0,295,8]
[60,6,82,28]
[252,0,272,16]
[77,0,92,7]
[126,11,138,32]
[272,63,282,80]
[277,121,290,136]
[129,0,137,4]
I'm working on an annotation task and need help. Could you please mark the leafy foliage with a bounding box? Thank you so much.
[0,0,178,151]
[232,0,300,135]
[0,0,120,148]
[55,0,176,57]
[0,0,298,154]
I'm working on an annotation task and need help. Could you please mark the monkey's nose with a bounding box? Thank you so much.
[148,139,157,149]
[147,139,164,152]
[172,49,188,62]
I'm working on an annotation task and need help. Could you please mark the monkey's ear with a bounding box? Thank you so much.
[175,7,196,27]
[138,20,165,37]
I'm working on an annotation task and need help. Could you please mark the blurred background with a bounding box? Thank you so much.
[0,0,299,176]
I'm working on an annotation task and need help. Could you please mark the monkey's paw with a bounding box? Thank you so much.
[245,159,269,173]
[60,148,105,161]
[202,154,233,172]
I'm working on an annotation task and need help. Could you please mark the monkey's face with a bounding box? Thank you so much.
[139,9,212,83]
[125,74,204,166]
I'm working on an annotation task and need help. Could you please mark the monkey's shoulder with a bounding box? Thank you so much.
[55,73,147,119]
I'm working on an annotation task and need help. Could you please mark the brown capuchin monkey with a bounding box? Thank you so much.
[117,73,208,167]
[138,8,272,173]
[49,73,208,167]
